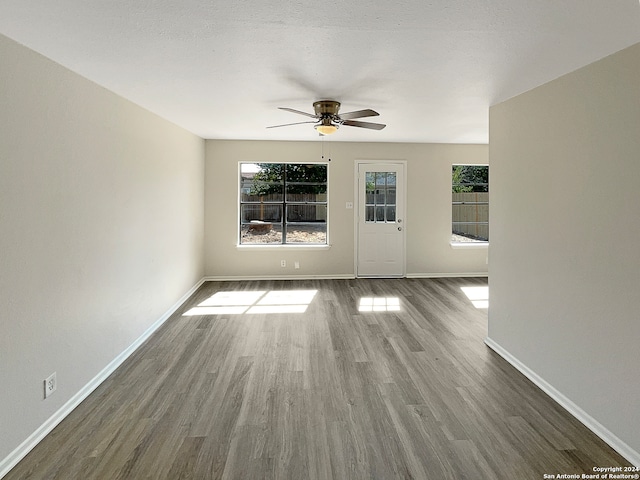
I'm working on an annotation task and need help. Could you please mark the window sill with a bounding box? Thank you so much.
[450,242,489,249]
[237,244,331,251]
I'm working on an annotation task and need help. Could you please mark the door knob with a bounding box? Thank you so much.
[398,227,403,231]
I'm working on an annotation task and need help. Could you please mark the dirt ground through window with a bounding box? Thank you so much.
[241,225,326,244]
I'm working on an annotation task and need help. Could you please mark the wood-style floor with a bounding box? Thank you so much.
[6,278,630,479]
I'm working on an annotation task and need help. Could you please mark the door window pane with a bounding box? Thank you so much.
[386,206,396,222]
[366,206,375,222]
[365,171,397,224]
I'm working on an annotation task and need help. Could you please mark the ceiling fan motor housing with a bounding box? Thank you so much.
[313,100,341,118]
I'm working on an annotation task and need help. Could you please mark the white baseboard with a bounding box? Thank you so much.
[484,337,640,468]
[204,274,487,282]
[0,278,206,480]
[203,274,356,281]
[406,272,488,278]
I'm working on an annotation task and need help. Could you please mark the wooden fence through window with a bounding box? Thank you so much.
[452,192,489,240]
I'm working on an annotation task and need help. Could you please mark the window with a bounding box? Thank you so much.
[365,171,396,223]
[240,163,327,245]
[452,165,488,243]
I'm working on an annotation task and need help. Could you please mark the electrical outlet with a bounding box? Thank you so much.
[280,260,286,267]
[294,261,300,269]
[44,372,57,399]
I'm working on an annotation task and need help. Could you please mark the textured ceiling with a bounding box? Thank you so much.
[1,1,639,143]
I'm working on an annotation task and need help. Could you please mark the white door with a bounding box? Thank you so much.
[356,162,405,277]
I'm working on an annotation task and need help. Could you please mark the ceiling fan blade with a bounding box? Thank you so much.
[342,119,386,130]
[339,109,379,120]
[266,120,318,129]
[278,107,318,119]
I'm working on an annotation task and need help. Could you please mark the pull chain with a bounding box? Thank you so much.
[320,135,331,162]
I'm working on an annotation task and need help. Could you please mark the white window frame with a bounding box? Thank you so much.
[238,162,329,248]
[451,164,489,247]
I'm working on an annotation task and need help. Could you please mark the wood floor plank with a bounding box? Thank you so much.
[300,390,332,480]
[5,277,632,480]
[165,436,206,480]
[378,382,447,479]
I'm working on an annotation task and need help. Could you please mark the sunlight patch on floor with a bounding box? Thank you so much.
[358,297,401,312]
[460,286,489,309]
[183,290,318,315]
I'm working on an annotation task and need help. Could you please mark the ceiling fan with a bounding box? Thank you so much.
[267,100,386,135]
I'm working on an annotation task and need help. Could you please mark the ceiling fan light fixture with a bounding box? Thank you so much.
[315,117,338,135]
[315,123,338,135]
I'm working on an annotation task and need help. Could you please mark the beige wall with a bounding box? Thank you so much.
[205,140,489,278]
[489,43,640,463]
[0,34,205,466]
